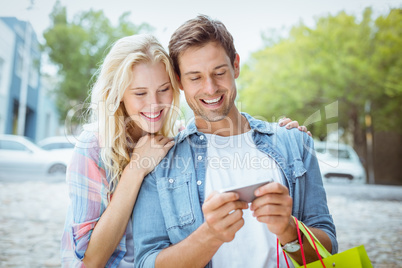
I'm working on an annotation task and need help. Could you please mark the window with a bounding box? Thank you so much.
[327,149,351,159]
[15,45,24,78]
[29,57,39,88]
[315,148,325,154]
[0,140,28,151]
[0,57,4,87]
[41,142,74,150]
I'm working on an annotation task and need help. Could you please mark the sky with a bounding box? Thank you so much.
[1,0,401,64]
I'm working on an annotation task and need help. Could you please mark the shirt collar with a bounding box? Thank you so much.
[176,112,275,144]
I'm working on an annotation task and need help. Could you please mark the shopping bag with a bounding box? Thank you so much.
[292,245,372,268]
[281,217,373,268]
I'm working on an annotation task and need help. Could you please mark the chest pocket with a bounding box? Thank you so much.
[288,160,307,183]
[157,173,195,230]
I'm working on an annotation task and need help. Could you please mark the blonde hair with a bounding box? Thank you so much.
[89,34,180,194]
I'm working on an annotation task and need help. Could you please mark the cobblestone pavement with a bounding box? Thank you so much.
[324,183,402,268]
[0,180,401,267]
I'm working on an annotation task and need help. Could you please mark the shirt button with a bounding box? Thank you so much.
[199,135,204,140]
[197,180,202,186]
[197,155,203,161]
[168,178,174,183]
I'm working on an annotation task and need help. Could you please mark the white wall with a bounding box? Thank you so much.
[35,75,62,142]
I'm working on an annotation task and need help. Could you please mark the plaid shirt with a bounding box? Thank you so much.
[61,130,127,267]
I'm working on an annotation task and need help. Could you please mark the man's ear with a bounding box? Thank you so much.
[234,54,240,79]
[176,73,183,90]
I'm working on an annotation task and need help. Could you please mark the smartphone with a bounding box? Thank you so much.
[219,179,274,203]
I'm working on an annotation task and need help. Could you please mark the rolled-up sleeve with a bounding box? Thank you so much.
[301,135,338,254]
[70,218,100,259]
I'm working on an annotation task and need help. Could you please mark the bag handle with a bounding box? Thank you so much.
[293,217,331,268]
[278,217,333,268]
[293,217,332,259]
[276,217,309,268]
[295,217,308,267]
[277,238,291,268]
[294,217,326,267]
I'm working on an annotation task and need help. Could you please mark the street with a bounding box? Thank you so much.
[324,183,402,267]
[0,179,401,267]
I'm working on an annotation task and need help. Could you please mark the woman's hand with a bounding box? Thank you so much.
[128,134,174,176]
[278,117,312,137]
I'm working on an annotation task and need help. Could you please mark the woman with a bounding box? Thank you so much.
[60,34,306,267]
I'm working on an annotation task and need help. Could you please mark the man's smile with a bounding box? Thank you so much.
[200,95,224,107]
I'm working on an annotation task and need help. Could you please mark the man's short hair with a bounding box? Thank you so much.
[168,14,237,77]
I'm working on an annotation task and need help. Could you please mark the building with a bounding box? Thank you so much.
[0,17,40,141]
[0,17,61,142]
[0,18,15,136]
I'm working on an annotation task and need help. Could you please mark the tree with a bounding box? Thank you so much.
[238,8,402,158]
[42,1,154,121]
[370,9,402,132]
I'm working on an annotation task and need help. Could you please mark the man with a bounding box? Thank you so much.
[133,15,337,267]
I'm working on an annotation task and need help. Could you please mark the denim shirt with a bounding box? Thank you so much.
[133,113,337,268]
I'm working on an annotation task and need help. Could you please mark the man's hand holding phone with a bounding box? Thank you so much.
[249,181,295,239]
[201,191,249,245]
[201,179,295,246]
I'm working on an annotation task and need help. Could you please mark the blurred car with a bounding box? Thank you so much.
[37,135,76,151]
[37,135,76,165]
[0,134,69,178]
[314,140,366,183]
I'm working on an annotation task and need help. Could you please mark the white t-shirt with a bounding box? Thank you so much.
[204,131,294,268]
